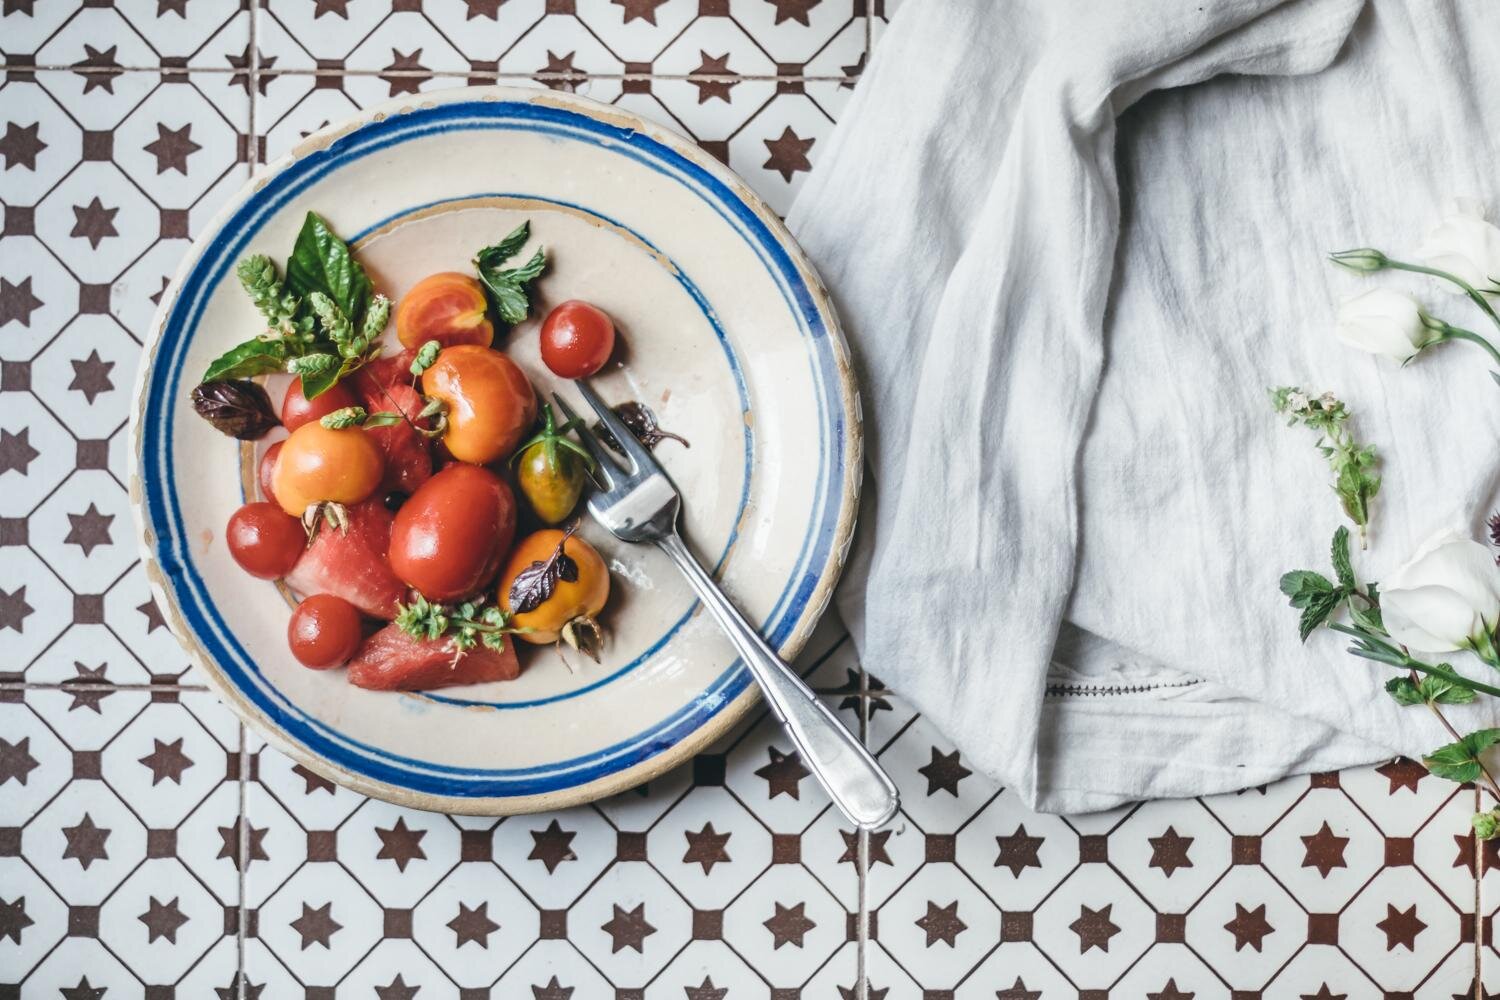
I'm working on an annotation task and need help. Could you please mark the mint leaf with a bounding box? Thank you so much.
[480,221,531,265]
[1384,677,1423,707]
[1280,570,1335,609]
[1298,588,1344,642]
[203,338,290,382]
[285,211,372,327]
[475,223,547,326]
[1387,674,1477,706]
[1423,728,1500,783]
[1330,526,1355,591]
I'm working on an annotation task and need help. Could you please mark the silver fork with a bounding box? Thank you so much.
[555,383,900,830]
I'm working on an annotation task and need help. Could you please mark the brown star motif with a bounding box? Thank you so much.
[381,50,428,97]
[996,979,1041,1000]
[71,198,119,249]
[216,818,269,870]
[1454,831,1500,875]
[528,819,576,873]
[1377,757,1425,793]
[537,51,583,92]
[612,0,668,23]
[690,52,736,103]
[762,126,815,184]
[291,901,341,949]
[837,827,892,866]
[70,351,115,404]
[139,737,194,785]
[755,746,810,799]
[602,902,656,953]
[63,662,113,713]
[60,978,106,1000]
[448,901,499,948]
[463,0,502,16]
[1149,980,1194,1000]
[840,52,866,87]
[226,45,278,95]
[1069,903,1120,953]
[375,975,419,1000]
[915,899,965,947]
[0,122,46,171]
[3,0,34,16]
[840,985,888,1000]
[139,895,189,943]
[1299,821,1349,878]
[74,45,123,94]
[1302,987,1346,1000]
[684,978,727,1000]
[1224,902,1273,952]
[0,276,43,327]
[0,896,32,945]
[376,817,427,871]
[533,978,573,1000]
[764,900,815,948]
[62,813,111,869]
[138,596,167,632]
[767,0,820,26]
[149,275,170,304]
[1148,826,1193,877]
[1375,902,1425,951]
[65,503,114,556]
[292,763,336,795]
[994,824,1043,876]
[0,737,39,785]
[158,0,189,15]
[0,586,34,632]
[144,123,201,175]
[1452,985,1499,1000]
[683,822,731,874]
[313,0,349,15]
[916,747,972,797]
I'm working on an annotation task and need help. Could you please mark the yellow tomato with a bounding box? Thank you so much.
[500,529,609,645]
[271,421,385,518]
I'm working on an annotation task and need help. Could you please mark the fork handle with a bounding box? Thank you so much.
[656,532,900,830]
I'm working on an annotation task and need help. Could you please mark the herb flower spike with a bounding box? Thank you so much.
[235,254,301,333]
[1270,388,1380,546]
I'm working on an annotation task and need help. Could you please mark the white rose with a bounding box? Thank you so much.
[1381,529,1500,654]
[1334,288,1428,363]
[1416,198,1500,295]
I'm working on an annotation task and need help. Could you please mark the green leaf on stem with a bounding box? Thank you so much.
[285,211,373,326]
[1298,588,1344,642]
[475,221,547,326]
[1423,728,1500,784]
[1280,570,1335,609]
[1330,526,1355,591]
[1386,674,1477,707]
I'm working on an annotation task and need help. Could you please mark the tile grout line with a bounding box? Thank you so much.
[858,661,871,1000]
[1476,784,1484,999]
[3,64,863,84]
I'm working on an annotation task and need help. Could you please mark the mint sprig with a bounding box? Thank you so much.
[474,221,547,327]
[1270,388,1380,547]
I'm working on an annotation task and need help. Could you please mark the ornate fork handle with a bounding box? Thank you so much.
[655,531,900,830]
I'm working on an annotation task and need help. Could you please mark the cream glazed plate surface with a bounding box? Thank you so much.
[129,87,861,813]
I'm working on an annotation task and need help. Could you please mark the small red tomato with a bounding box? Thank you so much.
[258,441,282,506]
[540,300,615,379]
[281,377,358,432]
[389,463,517,602]
[287,594,363,669]
[226,502,305,579]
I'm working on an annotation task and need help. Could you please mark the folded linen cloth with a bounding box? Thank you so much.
[787,0,1500,812]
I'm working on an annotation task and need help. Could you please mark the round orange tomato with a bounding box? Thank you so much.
[395,272,493,350]
[500,529,609,645]
[271,421,385,518]
[420,345,537,465]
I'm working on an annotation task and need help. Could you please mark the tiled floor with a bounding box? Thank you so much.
[0,1,1489,997]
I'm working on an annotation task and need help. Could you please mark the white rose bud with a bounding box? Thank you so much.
[1416,198,1500,295]
[1381,529,1500,658]
[1334,288,1429,363]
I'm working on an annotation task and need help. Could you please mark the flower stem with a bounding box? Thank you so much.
[1380,257,1500,338]
[1432,323,1500,370]
[1420,683,1500,805]
[1327,622,1500,697]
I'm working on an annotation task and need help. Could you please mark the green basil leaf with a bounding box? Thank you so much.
[285,211,372,326]
[298,357,349,401]
[1423,728,1500,783]
[203,338,289,382]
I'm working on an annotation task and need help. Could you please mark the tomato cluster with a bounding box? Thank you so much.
[224,276,620,689]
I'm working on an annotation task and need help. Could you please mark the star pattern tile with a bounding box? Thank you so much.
[0,2,1488,996]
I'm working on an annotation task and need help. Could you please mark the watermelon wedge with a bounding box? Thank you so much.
[347,624,521,690]
[284,499,408,620]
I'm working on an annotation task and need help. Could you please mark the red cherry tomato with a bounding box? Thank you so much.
[540,300,615,379]
[258,441,282,506]
[281,377,358,432]
[226,502,305,579]
[287,594,363,669]
[388,463,517,602]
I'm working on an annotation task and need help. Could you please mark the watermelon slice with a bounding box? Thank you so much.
[352,350,432,495]
[347,624,521,690]
[284,499,408,620]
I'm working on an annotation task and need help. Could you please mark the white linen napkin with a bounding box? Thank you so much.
[788,0,1500,812]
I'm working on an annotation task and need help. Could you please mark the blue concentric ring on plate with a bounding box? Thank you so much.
[138,98,847,799]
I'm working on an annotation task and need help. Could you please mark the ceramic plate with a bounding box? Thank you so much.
[130,87,861,814]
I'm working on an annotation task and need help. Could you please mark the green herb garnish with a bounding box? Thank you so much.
[474,221,547,326]
[394,594,518,654]
[1270,387,1380,547]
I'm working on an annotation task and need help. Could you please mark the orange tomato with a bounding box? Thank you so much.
[395,272,494,350]
[271,421,385,517]
[420,345,537,465]
[500,529,610,644]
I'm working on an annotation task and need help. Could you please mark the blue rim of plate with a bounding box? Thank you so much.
[138,96,848,800]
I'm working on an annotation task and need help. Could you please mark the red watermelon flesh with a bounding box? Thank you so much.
[284,499,408,620]
[347,624,522,690]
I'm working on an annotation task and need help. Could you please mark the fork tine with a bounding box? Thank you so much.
[572,379,661,476]
[551,393,623,488]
